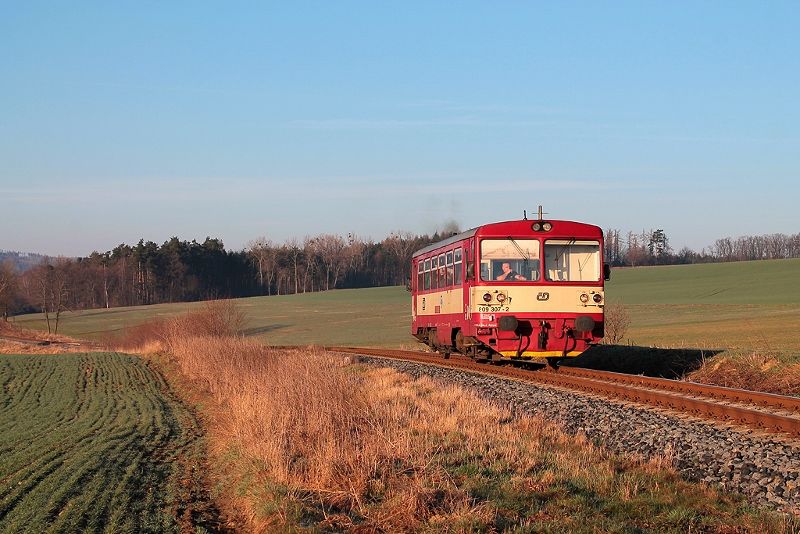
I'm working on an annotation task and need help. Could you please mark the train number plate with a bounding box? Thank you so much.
[478,305,509,313]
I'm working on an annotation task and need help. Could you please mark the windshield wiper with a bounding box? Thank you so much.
[554,238,576,262]
[506,236,531,266]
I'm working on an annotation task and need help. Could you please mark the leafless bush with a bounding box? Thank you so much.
[162,300,245,352]
[107,300,245,353]
[603,303,631,344]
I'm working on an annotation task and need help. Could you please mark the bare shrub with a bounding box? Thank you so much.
[603,303,631,344]
[105,318,169,352]
[162,300,245,352]
[107,300,245,353]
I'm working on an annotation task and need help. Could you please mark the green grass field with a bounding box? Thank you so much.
[12,258,800,360]
[0,353,215,533]
[606,258,800,305]
[14,286,411,348]
[604,259,800,362]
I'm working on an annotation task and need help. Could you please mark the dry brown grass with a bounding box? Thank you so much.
[0,321,85,354]
[0,320,79,343]
[140,306,791,532]
[97,301,792,531]
[690,352,800,396]
[106,299,245,353]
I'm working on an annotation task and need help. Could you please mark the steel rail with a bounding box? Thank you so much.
[326,346,800,438]
[558,366,800,412]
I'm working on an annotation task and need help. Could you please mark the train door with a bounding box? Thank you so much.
[412,259,419,324]
[463,239,473,322]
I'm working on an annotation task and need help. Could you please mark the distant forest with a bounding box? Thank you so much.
[2,227,800,329]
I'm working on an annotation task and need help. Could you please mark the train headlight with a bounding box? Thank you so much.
[483,293,492,302]
[542,222,552,231]
[496,293,506,303]
[532,222,542,231]
[579,293,590,303]
[593,293,603,303]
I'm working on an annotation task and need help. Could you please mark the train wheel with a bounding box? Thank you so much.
[454,330,466,354]
[546,357,561,369]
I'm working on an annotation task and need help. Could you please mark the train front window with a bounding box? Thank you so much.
[479,239,540,281]
[544,240,601,281]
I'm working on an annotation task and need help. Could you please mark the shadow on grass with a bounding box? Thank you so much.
[242,324,290,337]
[563,345,724,379]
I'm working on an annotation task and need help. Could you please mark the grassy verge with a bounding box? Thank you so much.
[135,305,795,533]
[0,352,219,533]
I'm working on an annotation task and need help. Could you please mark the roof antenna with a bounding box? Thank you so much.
[537,205,547,220]
[523,209,528,220]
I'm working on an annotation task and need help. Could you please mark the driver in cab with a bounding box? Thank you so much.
[496,262,526,281]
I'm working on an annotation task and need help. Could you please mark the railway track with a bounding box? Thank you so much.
[326,346,800,439]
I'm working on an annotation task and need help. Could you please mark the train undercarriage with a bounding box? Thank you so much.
[412,326,588,368]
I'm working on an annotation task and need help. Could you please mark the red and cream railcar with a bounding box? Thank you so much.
[411,217,609,362]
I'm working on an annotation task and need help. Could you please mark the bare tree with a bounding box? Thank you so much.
[247,237,277,294]
[384,231,417,284]
[302,237,318,293]
[30,260,54,333]
[50,258,71,334]
[286,239,302,295]
[27,258,72,334]
[313,234,346,291]
[625,231,647,267]
[0,260,17,321]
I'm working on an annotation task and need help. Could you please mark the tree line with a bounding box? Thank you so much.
[0,230,450,331]
[603,229,800,267]
[2,226,799,331]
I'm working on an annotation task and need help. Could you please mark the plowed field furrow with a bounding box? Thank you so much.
[0,352,211,533]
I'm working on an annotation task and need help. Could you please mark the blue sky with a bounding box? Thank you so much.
[1,2,798,256]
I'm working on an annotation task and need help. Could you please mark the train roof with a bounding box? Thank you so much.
[412,228,480,258]
[411,219,602,258]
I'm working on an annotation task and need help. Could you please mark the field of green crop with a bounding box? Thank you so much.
[0,353,214,533]
[12,259,800,360]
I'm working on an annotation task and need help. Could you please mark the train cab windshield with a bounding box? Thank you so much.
[480,238,540,281]
[544,239,601,281]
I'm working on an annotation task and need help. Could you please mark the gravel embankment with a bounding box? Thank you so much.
[360,355,800,514]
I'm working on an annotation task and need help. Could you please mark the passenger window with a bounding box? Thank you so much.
[417,262,424,292]
[454,248,462,286]
[431,256,438,289]
[446,251,454,286]
[438,254,446,288]
[424,258,431,290]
